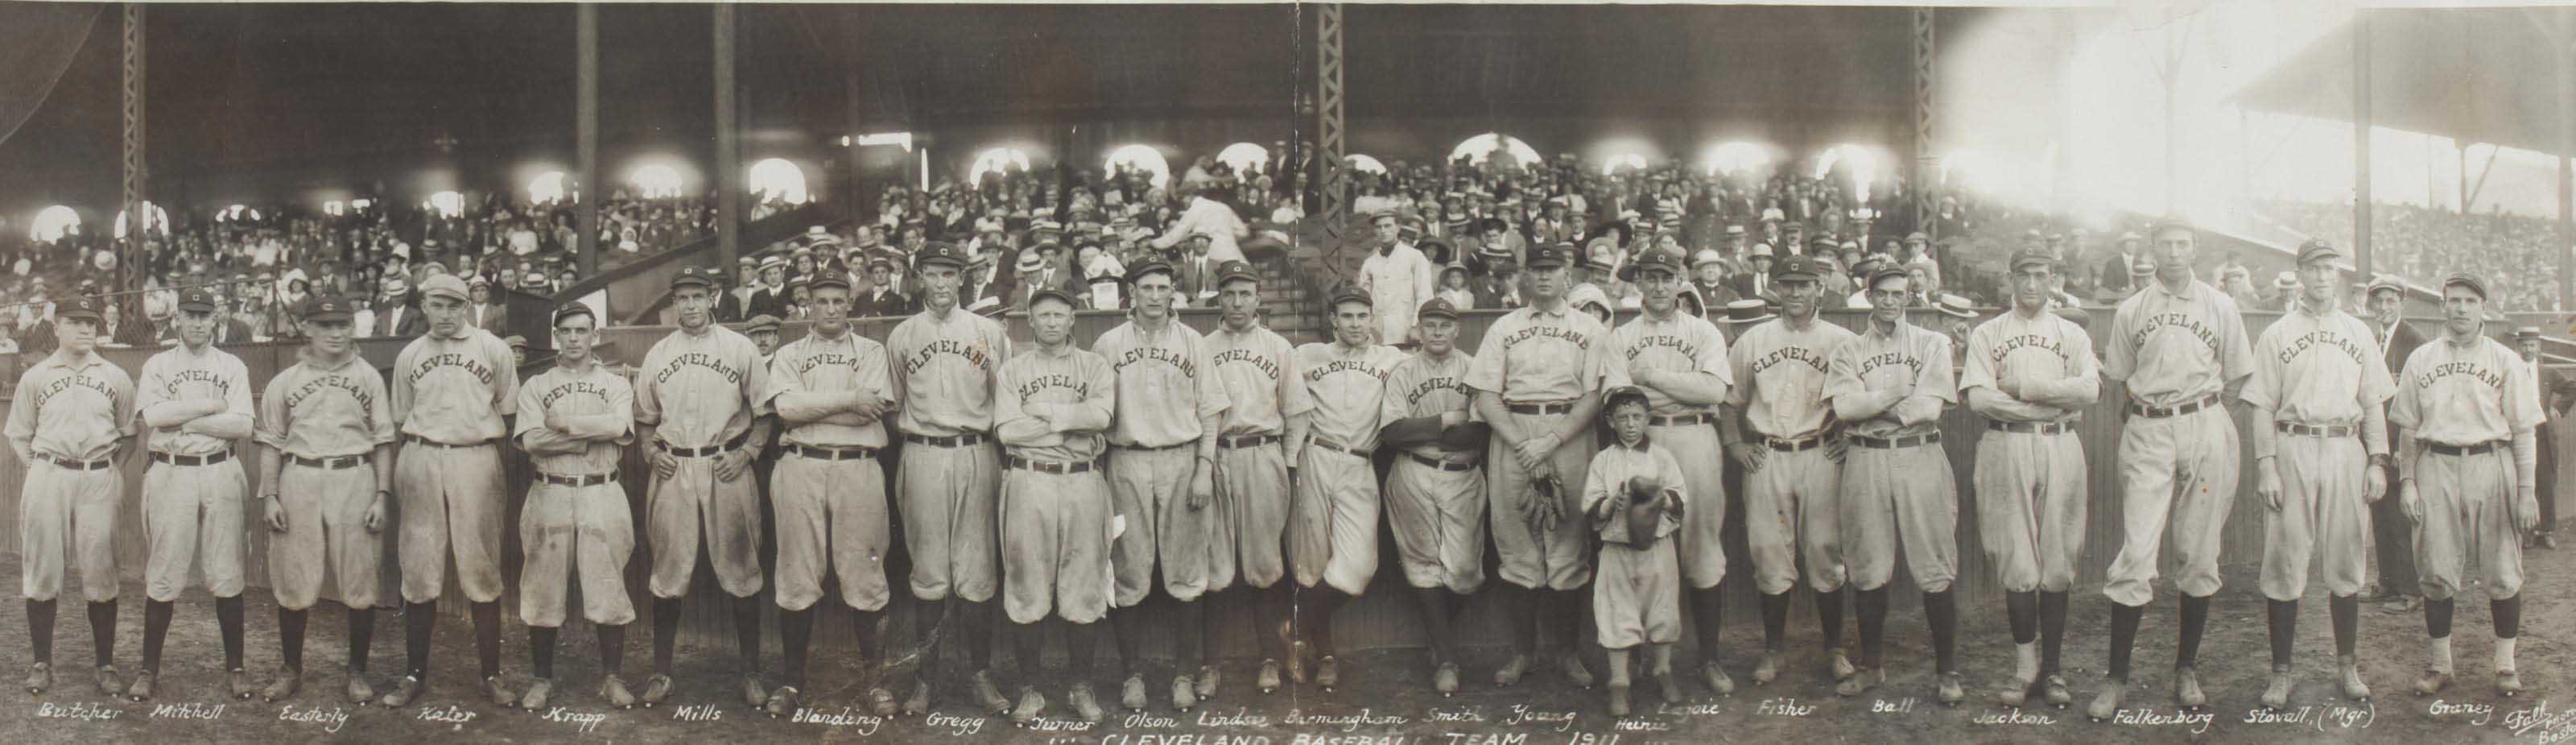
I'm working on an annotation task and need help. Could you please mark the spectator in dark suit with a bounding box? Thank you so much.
[1726,243,1776,300]
[1174,233,1220,307]
[373,275,425,337]
[2514,326,2569,550]
[1689,249,1740,312]
[2365,276,2427,612]
[856,258,912,317]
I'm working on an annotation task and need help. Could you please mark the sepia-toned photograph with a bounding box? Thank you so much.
[0,2,2566,742]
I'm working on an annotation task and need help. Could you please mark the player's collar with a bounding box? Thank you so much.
[43,350,102,370]
[1613,434,1653,452]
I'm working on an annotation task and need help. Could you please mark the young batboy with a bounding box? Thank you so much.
[1583,385,1686,716]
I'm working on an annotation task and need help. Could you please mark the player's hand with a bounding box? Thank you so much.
[1728,442,1767,473]
[544,407,566,433]
[1513,432,1558,471]
[1824,436,1847,465]
[651,449,679,481]
[1439,410,1467,429]
[1997,374,2023,399]
[2363,465,2388,503]
[2517,490,2541,532]
[713,449,753,482]
[2256,465,2284,511]
[2400,479,2423,523]
[363,497,388,534]
[1187,466,1214,511]
[262,496,287,533]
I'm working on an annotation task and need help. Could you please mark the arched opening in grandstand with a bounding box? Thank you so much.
[216,205,261,223]
[322,201,345,217]
[970,147,1032,184]
[627,164,685,200]
[747,158,808,205]
[1216,143,1268,176]
[1104,145,1171,189]
[114,201,168,239]
[528,171,571,205]
[425,190,465,218]
[1450,133,1541,170]
[29,205,79,242]
[1602,152,1649,176]
[1345,154,1388,175]
[1812,143,1880,200]
[1702,141,1771,177]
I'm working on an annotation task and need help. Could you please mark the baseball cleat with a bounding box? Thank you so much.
[1828,648,1856,681]
[762,685,799,718]
[1936,672,1965,706]
[377,674,423,708]
[25,662,49,696]
[1067,683,1104,723]
[1257,659,1282,693]
[902,679,931,717]
[638,673,675,707]
[485,675,517,708]
[2042,675,2073,708]
[1010,686,1045,725]
[341,673,369,706]
[865,685,898,717]
[2175,667,2207,710]
[228,668,259,700]
[1606,684,1630,718]
[1171,674,1196,711]
[2337,658,2371,701]
[1195,664,1219,702]
[1834,666,1879,697]
[94,665,124,697]
[739,673,768,710]
[2260,668,2292,710]
[1120,674,1147,712]
[124,669,155,702]
[2087,680,2124,722]
[972,670,1010,714]
[520,678,556,711]
[1700,660,1736,696]
[1752,651,1781,685]
[262,666,302,702]
[599,675,638,709]
[1657,668,1683,704]
[1492,654,1532,687]
[1434,662,1459,695]
[2499,668,2524,697]
[2415,668,2450,696]
[1317,656,1342,691]
[1996,677,2029,707]
[1559,652,1593,689]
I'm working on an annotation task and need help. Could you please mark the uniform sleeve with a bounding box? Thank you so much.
[112,369,138,437]
[1585,320,1632,391]
[2067,321,2103,384]
[1914,333,1959,405]
[1581,449,1617,515]
[762,341,807,408]
[2215,295,2256,382]
[2103,304,2136,383]
[884,322,911,411]
[513,375,546,440]
[1084,354,1119,430]
[857,340,894,408]
[1191,333,1231,420]
[1280,336,1316,418]
[1724,326,1757,408]
[2355,319,2396,406]
[606,375,636,445]
[255,374,291,449]
[134,355,170,426]
[2387,349,2422,430]
[390,341,419,425]
[1957,324,1996,394]
[2239,325,2281,412]
[1377,360,1413,427]
[741,336,772,418]
[1822,337,1865,400]
[225,356,255,424]
[633,342,664,426]
[992,361,1046,447]
[489,334,520,416]
[1463,316,1509,393]
[1696,320,1734,388]
[4,370,32,455]
[2506,346,2547,431]
[1653,446,1689,510]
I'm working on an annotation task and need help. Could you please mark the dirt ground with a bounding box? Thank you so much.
[0,553,2563,744]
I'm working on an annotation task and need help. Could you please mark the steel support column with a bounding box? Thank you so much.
[2354,10,2373,281]
[715,4,741,270]
[1911,7,1935,239]
[1317,3,1346,241]
[121,3,145,294]
[576,4,600,278]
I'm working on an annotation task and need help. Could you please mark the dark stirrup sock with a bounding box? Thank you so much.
[1013,622,1049,679]
[1856,588,1889,668]
[1314,590,1352,655]
[1259,585,1294,660]
[779,608,813,686]
[1759,592,1790,651]
[963,600,997,671]
[2266,599,2297,668]
[1068,619,1102,677]
[402,602,436,677]
[1690,587,1727,654]
[2038,591,2070,676]
[530,627,559,680]
[277,607,308,671]
[345,607,373,672]
[1924,590,1959,674]
[2493,597,2522,639]
[2005,591,2039,644]
[652,598,682,673]
[1412,588,1455,664]
[1109,605,1149,678]
[2177,594,2211,668]
[215,595,246,670]
[2425,598,2454,639]
[87,600,117,668]
[142,600,174,673]
[852,609,886,666]
[2107,602,2143,681]
[27,599,55,666]
[1505,586,1540,656]
[472,601,502,679]
[732,596,763,672]
[597,624,626,675]
[1174,600,1207,670]
[1816,588,1844,650]
[2330,595,2359,657]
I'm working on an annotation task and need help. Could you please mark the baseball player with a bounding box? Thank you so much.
[1095,258,1230,711]
[10,297,136,697]
[635,265,774,708]
[2091,220,2254,718]
[1377,297,1489,694]
[1724,255,1856,688]
[993,287,1117,724]
[252,296,397,704]
[1469,245,1629,689]
[1583,385,1687,717]
[885,242,1013,715]
[381,272,519,708]
[126,290,258,701]
[1824,266,1960,703]
[1609,249,1736,696]
[1288,288,1403,693]
[2241,240,2391,708]
[2389,273,2543,697]
[761,264,901,718]
[1959,250,2099,708]
[1203,260,1312,696]
[511,303,640,710]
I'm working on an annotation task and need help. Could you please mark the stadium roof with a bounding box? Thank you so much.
[2231,7,2576,155]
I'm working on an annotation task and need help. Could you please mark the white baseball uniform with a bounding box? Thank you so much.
[993,343,1117,624]
[1613,309,1733,589]
[1583,441,1686,648]
[2241,304,2392,602]
[1824,320,1959,593]
[390,327,518,604]
[1959,310,2099,594]
[2388,335,2541,602]
[886,308,1010,603]
[636,324,770,599]
[1207,324,1312,591]
[1725,317,1856,594]
[1291,340,1404,595]
[1381,350,1488,594]
[257,355,397,610]
[8,352,137,603]
[1468,304,1630,591]
[135,344,254,602]
[763,329,895,613]
[1096,319,1229,606]
[2102,279,2253,606]
[514,360,637,627]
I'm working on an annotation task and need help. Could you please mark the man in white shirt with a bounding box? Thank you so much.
[1359,213,1438,347]
[1153,184,1249,263]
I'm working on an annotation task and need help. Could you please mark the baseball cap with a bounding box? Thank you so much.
[1029,285,1079,309]
[2008,248,2058,271]
[1329,286,1372,308]
[56,296,101,324]
[1865,265,1910,291]
[1417,297,1459,321]
[1215,260,1260,287]
[1771,255,1825,282]
[808,261,852,291]
[1616,249,1683,282]
[2295,239,2343,267]
[670,265,720,291]
[2365,274,2407,299]
[1600,385,1651,412]
[913,242,968,271]
[503,335,529,350]
[2442,272,2489,301]
[551,303,596,327]
[301,296,354,323]
[1524,245,1575,270]
[745,314,782,335]
[176,289,217,313]
[419,274,470,303]
[1126,259,1175,284]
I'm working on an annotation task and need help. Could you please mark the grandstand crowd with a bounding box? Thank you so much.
[2260,198,2563,312]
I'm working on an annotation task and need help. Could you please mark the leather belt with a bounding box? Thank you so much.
[1307,438,1373,458]
[1649,412,1716,427]
[1852,433,1941,449]
[539,473,615,487]
[403,433,493,449]
[1988,420,2078,435]
[151,451,230,466]
[662,433,750,458]
[1007,455,1096,474]
[2276,422,2355,438]
[2429,441,2504,457]
[1506,401,1574,416]
[1218,433,1280,449]
[788,444,880,461]
[2128,394,2221,419]
[1763,434,1834,453]
[1407,452,1479,471]
[287,453,370,470]
[39,453,115,471]
[902,433,988,449]
[1115,441,1192,452]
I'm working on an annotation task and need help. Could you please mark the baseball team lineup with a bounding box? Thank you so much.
[4,218,2559,732]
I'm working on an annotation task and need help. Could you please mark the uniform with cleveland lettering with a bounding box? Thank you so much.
[1824,320,1958,594]
[1469,304,1629,591]
[1725,317,1856,596]
[1096,319,1230,606]
[886,308,1010,604]
[993,343,1117,624]
[763,329,896,615]
[135,344,254,605]
[257,354,396,612]
[1208,324,1311,592]
[514,360,637,630]
[1612,308,1733,590]
[2244,304,2392,603]
[390,326,518,605]
[1959,311,2098,595]
[2102,279,2252,607]
[635,324,770,600]
[2389,336,2540,603]
[1290,339,1403,594]
[1381,350,1488,593]
[10,351,138,605]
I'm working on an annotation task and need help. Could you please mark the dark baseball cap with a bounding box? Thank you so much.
[809,261,852,291]
[302,296,354,323]
[1029,286,1079,309]
[1770,255,1825,282]
[1616,249,1683,283]
[56,296,101,324]
[1417,296,1459,321]
[1866,265,1911,291]
[2295,239,2343,267]
[1525,244,1575,270]
[2008,248,2058,271]
[1215,260,1260,287]
[1329,286,1371,308]
[551,303,596,327]
[670,265,720,291]
[2442,272,2488,301]
[913,242,968,270]
[176,289,217,313]
[1126,259,1175,284]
